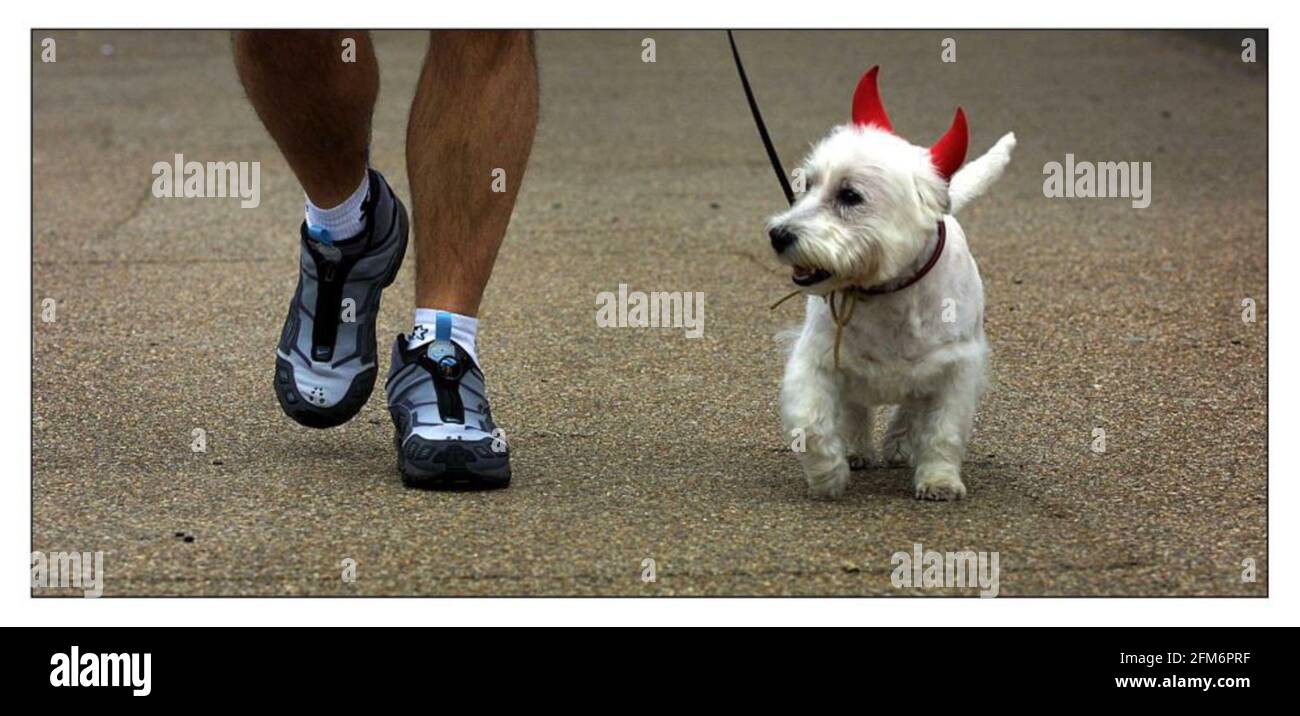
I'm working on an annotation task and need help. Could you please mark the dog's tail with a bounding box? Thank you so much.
[948,132,1016,214]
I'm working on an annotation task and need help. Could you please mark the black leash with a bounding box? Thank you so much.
[727,30,795,206]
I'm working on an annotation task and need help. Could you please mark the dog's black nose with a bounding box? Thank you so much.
[769,226,797,253]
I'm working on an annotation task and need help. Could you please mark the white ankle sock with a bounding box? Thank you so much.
[408,309,479,367]
[304,173,369,243]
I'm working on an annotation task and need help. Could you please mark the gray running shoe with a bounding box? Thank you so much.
[385,316,511,489]
[274,169,408,428]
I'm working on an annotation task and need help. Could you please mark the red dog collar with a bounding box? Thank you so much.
[850,220,947,297]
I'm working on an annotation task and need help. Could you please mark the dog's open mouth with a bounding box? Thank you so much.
[791,266,832,287]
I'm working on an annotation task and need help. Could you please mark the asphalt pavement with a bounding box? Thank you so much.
[32,30,1266,595]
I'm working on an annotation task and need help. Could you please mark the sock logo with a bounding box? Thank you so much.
[49,646,151,696]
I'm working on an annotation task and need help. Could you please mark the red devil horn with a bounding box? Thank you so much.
[929,107,968,182]
[851,66,893,132]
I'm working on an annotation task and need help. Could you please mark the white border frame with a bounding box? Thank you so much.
[5,0,1290,626]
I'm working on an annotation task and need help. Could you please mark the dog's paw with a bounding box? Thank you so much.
[913,467,966,501]
[806,463,850,500]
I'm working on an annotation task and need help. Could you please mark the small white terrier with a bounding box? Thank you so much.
[769,67,1015,500]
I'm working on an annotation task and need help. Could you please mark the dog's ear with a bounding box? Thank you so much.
[929,108,969,181]
[914,169,951,218]
[852,66,893,132]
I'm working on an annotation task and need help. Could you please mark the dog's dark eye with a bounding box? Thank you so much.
[837,187,864,206]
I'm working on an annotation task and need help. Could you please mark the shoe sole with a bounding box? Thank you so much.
[274,200,409,429]
[396,435,512,490]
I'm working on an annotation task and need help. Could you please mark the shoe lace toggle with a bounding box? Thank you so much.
[424,341,465,382]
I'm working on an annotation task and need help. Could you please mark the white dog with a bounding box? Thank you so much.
[768,67,1015,500]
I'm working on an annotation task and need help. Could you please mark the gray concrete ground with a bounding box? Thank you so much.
[32,30,1266,595]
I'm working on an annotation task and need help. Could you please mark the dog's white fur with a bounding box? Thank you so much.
[769,125,1016,500]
